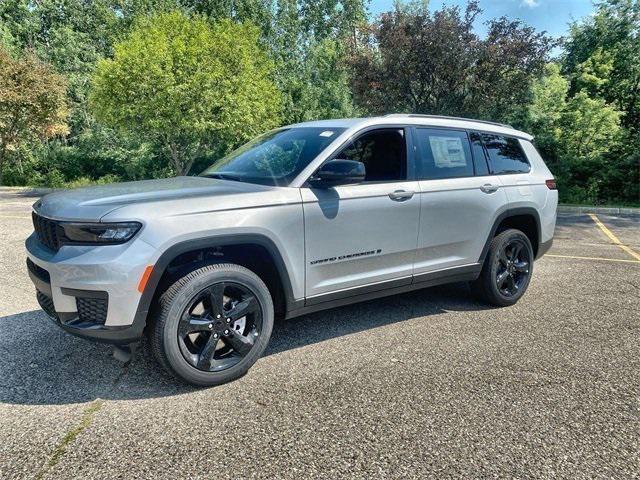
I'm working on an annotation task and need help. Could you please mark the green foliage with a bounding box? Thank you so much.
[90,11,281,175]
[520,0,640,205]
[303,40,359,120]
[277,38,358,123]
[270,0,361,124]
[0,22,17,53]
[561,92,621,159]
[0,0,636,205]
[0,47,68,184]
[529,64,567,135]
[563,0,640,129]
[572,47,615,98]
[526,63,627,204]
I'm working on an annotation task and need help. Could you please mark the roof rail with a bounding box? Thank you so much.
[384,113,513,129]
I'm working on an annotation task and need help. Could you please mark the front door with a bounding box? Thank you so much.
[301,128,421,301]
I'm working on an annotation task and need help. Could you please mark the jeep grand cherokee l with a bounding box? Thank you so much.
[26,114,558,386]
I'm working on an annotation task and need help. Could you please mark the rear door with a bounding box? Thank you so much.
[413,128,508,276]
[301,127,421,301]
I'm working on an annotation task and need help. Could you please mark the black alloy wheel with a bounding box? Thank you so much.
[150,263,274,386]
[473,228,534,307]
[178,282,262,372]
[495,238,531,297]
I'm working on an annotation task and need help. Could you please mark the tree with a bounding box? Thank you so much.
[90,11,281,176]
[270,0,364,124]
[0,47,68,184]
[300,39,359,120]
[526,63,623,204]
[527,63,569,161]
[563,0,640,129]
[349,1,555,120]
[559,0,639,204]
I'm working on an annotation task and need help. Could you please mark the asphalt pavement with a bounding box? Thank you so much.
[0,188,638,479]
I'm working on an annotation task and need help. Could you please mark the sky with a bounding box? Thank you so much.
[368,0,596,39]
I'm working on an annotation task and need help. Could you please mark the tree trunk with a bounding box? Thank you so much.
[0,143,6,186]
[168,142,186,176]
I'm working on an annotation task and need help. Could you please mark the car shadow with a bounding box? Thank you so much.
[0,283,491,406]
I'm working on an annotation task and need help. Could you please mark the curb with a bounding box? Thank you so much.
[0,186,55,196]
[558,205,640,215]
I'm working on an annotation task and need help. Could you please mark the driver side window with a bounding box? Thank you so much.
[334,129,407,182]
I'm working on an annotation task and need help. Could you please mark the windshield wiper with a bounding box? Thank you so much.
[201,173,243,182]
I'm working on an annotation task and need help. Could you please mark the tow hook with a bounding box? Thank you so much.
[113,342,139,364]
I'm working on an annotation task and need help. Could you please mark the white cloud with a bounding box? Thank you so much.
[521,0,540,7]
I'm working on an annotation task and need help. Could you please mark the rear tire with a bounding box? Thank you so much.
[473,229,534,307]
[149,263,274,386]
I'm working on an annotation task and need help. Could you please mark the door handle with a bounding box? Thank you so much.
[388,190,415,201]
[480,184,499,194]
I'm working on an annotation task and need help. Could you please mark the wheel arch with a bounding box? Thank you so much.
[478,208,542,264]
[132,234,298,333]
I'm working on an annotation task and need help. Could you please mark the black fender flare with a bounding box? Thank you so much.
[131,234,298,333]
[477,207,542,264]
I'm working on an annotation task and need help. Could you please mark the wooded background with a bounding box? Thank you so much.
[0,0,638,205]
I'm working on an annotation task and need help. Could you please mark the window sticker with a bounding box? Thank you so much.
[429,136,467,168]
[319,130,335,138]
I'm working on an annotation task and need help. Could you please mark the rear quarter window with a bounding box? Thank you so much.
[482,134,530,174]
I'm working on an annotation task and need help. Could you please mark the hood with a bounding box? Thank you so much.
[33,176,272,221]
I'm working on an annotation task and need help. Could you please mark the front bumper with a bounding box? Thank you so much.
[25,233,156,345]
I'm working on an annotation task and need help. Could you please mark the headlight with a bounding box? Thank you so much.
[61,222,142,245]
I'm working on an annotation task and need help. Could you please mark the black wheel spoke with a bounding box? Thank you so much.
[499,249,509,266]
[224,329,255,356]
[197,334,219,369]
[226,296,258,322]
[179,314,212,337]
[514,261,529,273]
[496,269,510,288]
[506,275,517,293]
[206,283,226,318]
[510,243,523,261]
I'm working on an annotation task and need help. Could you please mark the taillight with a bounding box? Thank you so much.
[545,179,557,190]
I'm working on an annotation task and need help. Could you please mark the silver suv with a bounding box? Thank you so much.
[26,115,558,385]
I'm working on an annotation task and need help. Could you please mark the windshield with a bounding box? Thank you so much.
[201,127,346,186]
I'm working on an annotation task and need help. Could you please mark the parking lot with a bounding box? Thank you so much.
[0,188,638,479]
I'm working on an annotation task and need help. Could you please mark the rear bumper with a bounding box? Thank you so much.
[536,238,553,259]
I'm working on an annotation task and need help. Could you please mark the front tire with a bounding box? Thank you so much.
[474,229,534,307]
[150,263,274,386]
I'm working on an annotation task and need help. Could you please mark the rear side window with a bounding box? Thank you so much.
[481,134,530,174]
[415,128,474,180]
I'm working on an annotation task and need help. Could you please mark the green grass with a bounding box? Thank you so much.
[559,202,640,209]
[34,400,104,480]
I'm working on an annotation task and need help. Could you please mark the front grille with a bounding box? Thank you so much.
[76,297,108,325]
[27,258,50,283]
[32,212,62,251]
[36,291,57,319]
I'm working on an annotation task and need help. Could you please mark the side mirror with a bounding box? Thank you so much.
[309,159,366,188]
